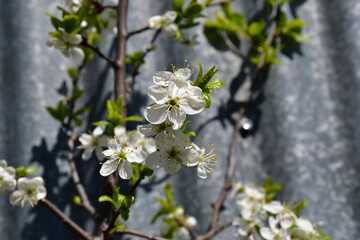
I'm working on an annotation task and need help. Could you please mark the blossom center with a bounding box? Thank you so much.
[117,151,127,160]
[25,188,36,197]
[167,147,180,161]
[167,98,179,109]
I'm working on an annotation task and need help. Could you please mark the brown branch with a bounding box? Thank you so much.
[81,40,116,66]
[127,26,151,39]
[40,199,92,240]
[196,6,280,240]
[174,216,198,239]
[116,229,167,240]
[126,29,161,91]
[62,65,96,217]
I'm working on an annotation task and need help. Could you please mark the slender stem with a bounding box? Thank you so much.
[116,229,167,240]
[63,65,95,217]
[126,29,161,91]
[40,199,92,240]
[81,40,116,66]
[127,26,151,39]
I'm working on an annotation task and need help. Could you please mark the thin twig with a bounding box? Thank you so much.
[40,199,92,240]
[116,229,167,240]
[81,40,116,66]
[126,29,161,91]
[62,65,96,217]
[174,216,199,239]
[127,26,151,39]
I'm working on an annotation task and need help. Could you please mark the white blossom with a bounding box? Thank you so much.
[144,81,204,130]
[47,28,84,64]
[148,11,178,36]
[292,217,320,239]
[260,215,291,240]
[263,201,284,214]
[0,160,16,192]
[9,177,47,208]
[100,133,144,179]
[153,67,194,88]
[139,120,176,137]
[190,143,218,179]
[78,126,108,161]
[127,127,156,161]
[146,131,197,174]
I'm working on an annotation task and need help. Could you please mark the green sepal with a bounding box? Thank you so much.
[292,199,308,216]
[201,92,212,108]
[263,175,282,203]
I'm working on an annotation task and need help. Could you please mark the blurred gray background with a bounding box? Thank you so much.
[1,0,359,239]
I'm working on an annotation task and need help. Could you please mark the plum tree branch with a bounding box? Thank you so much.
[116,229,167,240]
[40,199,92,240]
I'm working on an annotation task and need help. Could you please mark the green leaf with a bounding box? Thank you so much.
[231,13,247,31]
[73,117,82,127]
[93,121,111,126]
[164,183,173,208]
[72,87,84,100]
[318,230,332,240]
[293,199,308,216]
[131,163,141,184]
[115,95,124,115]
[203,24,228,51]
[68,67,78,79]
[15,167,25,177]
[185,131,196,137]
[201,92,212,108]
[193,61,203,86]
[248,20,265,36]
[99,195,116,207]
[49,15,62,30]
[198,66,218,89]
[123,116,143,123]
[173,0,184,12]
[183,2,204,19]
[62,15,79,33]
[285,19,306,32]
[180,120,191,132]
[24,166,38,176]
[74,107,91,116]
[46,106,61,121]
[203,79,224,93]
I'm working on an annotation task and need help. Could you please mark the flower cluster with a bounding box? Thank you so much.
[140,65,219,178]
[47,28,84,64]
[0,160,46,208]
[232,182,327,240]
[160,207,197,240]
[148,11,179,36]
[99,126,156,179]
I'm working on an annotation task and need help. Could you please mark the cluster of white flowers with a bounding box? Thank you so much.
[99,126,156,179]
[148,11,179,36]
[47,28,85,64]
[1,160,46,208]
[160,207,197,240]
[139,66,219,178]
[232,182,324,240]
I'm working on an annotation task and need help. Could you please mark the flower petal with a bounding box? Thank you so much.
[263,201,284,214]
[0,159,7,168]
[9,190,23,206]
[103,149,115,157]
[146,151,166,170]
[69,47,84,64]
[79,134,92,146]
[180,96,204,115]
[95,147,104,160]
[93,125,105,137]
[100,159,118,176]
[139,124,158,137]
[36,186,47,200]
[153,71,173,86]
[168,108,186,130]
[197,163,208,179]
[126,150,145,163]
[82,148,93,160]
[144,104,168,124]
[163,159,181,175]
[148,85,167,103]
[163,11,177,24]
[260,227,274,240]
[118,160,133,179]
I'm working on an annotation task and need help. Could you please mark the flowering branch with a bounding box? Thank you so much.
[126,29,161,91]
[115,229,167,240]
[61,65,95,216]
[81,40,116,66]
[127,26,151,39]
[40,199,92,240]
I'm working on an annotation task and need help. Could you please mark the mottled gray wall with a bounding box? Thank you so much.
[1,0,359,239]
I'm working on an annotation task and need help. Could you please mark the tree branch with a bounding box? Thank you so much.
[174,216,198,239]
[62,65,95,217]
[116,229,167,240]
[81,40,116,66]
[127,26,151,39]
[126,29,161,91]
[40,199,92,240]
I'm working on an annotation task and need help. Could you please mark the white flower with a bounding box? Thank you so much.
[235,184,267,221]
[78,126,108,161]
[174,227,190,240]
[153,67,194,88]
[100,134,144,179]
[260,215,291,240]
[144,81,204,130]
[47,28,84,64]
[191,143,218,179]
[100,9,118,35]
[146,131,197,174]
[263,201,284,214]
[148,11,178,36]
[233,217,258,237]
[139,120,176,137]
[0,160,16,192]
[292,217,319,239]
[10,177,47,208]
